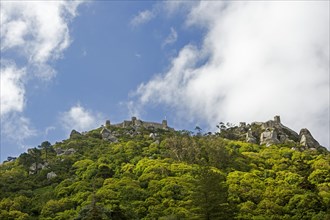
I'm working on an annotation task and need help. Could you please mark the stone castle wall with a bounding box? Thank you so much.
[107,117,171,130]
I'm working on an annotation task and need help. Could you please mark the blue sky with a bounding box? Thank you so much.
[1,1,329,161]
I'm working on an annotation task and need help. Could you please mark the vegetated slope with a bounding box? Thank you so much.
[0,123,329,220]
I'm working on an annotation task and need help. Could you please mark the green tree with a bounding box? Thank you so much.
[287,192,324,219]
[76,194,109,220]
[29,147,42,174]
[40,198,74,218]
[38,141,52,162]
[191,167,233,220]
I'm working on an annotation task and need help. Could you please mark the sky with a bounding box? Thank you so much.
[0,1,329,162]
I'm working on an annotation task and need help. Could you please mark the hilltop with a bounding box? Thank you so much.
[215,115,324,150]
[0,116,329,219]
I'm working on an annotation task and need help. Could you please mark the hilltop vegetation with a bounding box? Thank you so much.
[0,122,329,220]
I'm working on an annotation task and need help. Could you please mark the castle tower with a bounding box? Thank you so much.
[274,115,281,124]
[162,119,168,128]
[105,120,111,129]
[132,116,137,126]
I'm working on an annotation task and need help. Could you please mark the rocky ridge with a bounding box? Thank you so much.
[64,115,325,151]
[99,117,172,143]
[221,115,322,150]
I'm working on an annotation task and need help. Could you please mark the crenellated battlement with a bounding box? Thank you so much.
[105,117,172,130]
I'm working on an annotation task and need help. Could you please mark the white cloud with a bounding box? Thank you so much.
[133,1,330,147]
[0,1,83,115]
[1,1,82,78]
[60,104,104,132]
[0,62,26,116]
[163,2,198,16]
[0,1,84,145]
[162,27,178,47]
[130,9,155,26]
[1,114,37,144]
[44,126,56,136]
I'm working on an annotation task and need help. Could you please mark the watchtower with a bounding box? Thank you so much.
[274,115,281,124]
[105,120,111,129]
[162,119,168,128]
[132,116,137,126]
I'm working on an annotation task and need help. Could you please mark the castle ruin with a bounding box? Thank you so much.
[104,117,171,130]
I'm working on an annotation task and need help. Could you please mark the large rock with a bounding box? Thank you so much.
[260,129,280,146]
[299,128,320,149]
[29,162,48,174]
[279,125,299,142]
[149,133,157,140]
[64,148,76,155]
[70,130,82,139]
[47,171,57,179]
[246,129,257,144]
[55,148,64,155]
[279,134,287,143]
[100,127,118,143]
[55,148,76,156]
[100,127,111,139]
[107,135,118,143]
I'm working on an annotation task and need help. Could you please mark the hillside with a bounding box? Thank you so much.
[0,116,329,220]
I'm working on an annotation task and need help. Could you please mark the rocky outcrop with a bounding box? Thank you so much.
[55,148,63,155]
[149,133,157,140]
[29,162,48,174]
[246,129,257,144]
[55,148,76,156]
[260,129,280,146]
[223,116,324,149]
[299,128,320,149]
[100,127,118,143]
[64,148,76,155]
[70,130,82,139]
[97,115,324,150]
[245,116,302,146]
[278,125,299,142]
[47,171,57,179]
[100,127,111,137]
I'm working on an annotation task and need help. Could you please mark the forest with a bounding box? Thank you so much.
[0,124,329,220]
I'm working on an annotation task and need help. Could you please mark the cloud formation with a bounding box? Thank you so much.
[0,1,84,144]
[0,62,26,116]
[60,104,105,132]
[130,9,155,26]
[1,113,37,145]
[133,1,329,147]
[162,27,178,48]
[1,1,81,78]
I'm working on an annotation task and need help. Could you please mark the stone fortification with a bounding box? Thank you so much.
[232,115,323,149]
[99,115,323,149]
[100,117,172,142]
[108,117,171,130]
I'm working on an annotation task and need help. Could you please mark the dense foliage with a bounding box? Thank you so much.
[0,125,329,219]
